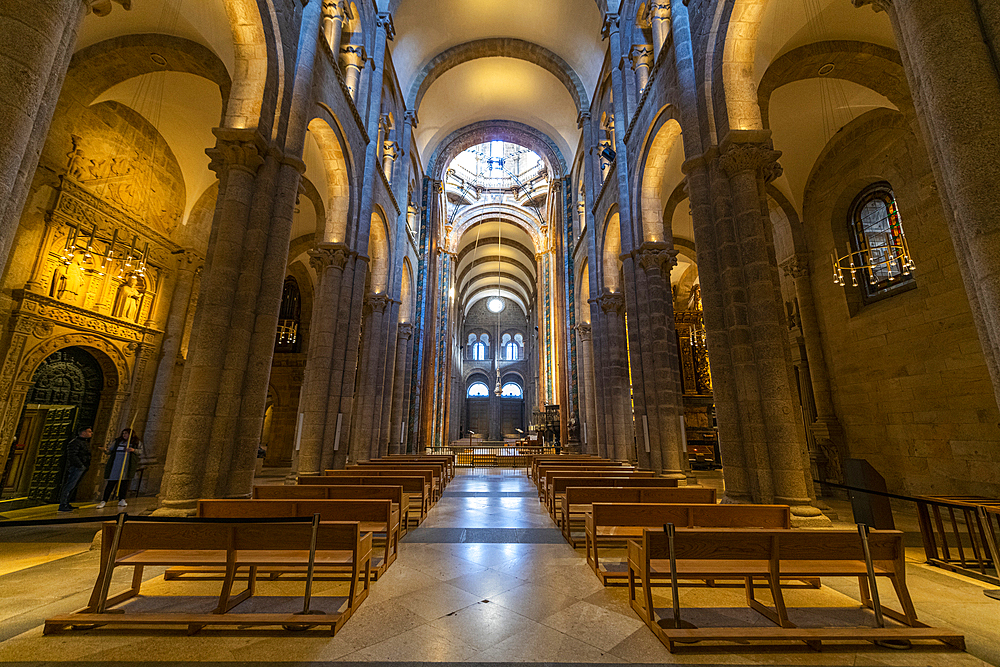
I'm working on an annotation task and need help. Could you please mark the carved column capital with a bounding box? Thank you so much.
[577,110,592,128]
[635,242,679,274]
[340,44,367,67]
[780,254,811,280]
[601,13,620,39]
[718,142,782,182]
[308,242,351,274]
[397,322,414,340]
[576,322,593,340]
[383,140,400,161]
[597,290,626,315]
[206,128,267,176]
[629,44,654,70]
[178,249,204,272]
[365,292,392,314]
[403,110,418,128]
[647,2,671,20]
[376,12,396,40]
[85,0,131,17]
[322,0,344,18]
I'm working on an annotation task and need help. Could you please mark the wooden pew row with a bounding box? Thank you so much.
[254,484,411,535]
[374,455,455,481]
[530,457,612,483]
[540,468,643,506]
[528,455,606,482]
[586,503,791,584]
[350,463,446,497]
[626,527,963,652]
[536,464,633,496]
[339,467,441,502]
[560,485,713,546]
[173,499,399,580]
[301,475,429,525]
[44,519,372,636]
[543,470,654,513]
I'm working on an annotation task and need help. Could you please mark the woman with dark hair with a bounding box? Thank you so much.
[96,428,142,508]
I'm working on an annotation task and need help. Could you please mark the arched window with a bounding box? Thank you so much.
[472,342,486,360]
[275,277,301,353]
[467,382,489,397]
[849,184,915,298]
[505,342,518,360]
[500,382,523,398]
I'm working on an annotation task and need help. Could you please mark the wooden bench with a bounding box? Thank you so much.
[560,485,715,546]
[625,527,963,652]
[540,468,644,507]
[529,456,607,482]
[254,484,411,535]
[351,463,446,497]
[189,499,398,579]
[44,519,372,636]
[543,470,656,514]
[587,503,791,584]
[303,474,429,524]
[333,467,440,503]
[375,455,455,481]
[531,458,612,483]
[536,465,634,498]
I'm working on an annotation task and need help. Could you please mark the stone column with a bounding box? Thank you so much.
[682,154,751,502]
[143,249,201,491]
[322,0,345,56]
[376,301,401,457]
[388,322,413,454]
[718,139,821,520]
[158,129,266,512]
[0,0,125,279]
[597,290,633,461]
[295,243,350,475]
[853,0,1000,409]
[630,44,654,96]
[649,3,671,61]
[340,45,367,100]
[782,255,844,482]
[634,243,687,478]
[576,323,598,455]
[350,293,391,461]
[382,140,399,182]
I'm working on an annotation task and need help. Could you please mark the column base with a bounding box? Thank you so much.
[789,504,833,527]
[660,471,687,481]
[152,497,198,517]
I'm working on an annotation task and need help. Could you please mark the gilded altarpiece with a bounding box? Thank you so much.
[0,176,180,496]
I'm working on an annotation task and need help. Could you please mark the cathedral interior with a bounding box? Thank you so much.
[1,0,1000,664]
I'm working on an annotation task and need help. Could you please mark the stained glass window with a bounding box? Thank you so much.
[500,382,522,397]
[467,382,489,397]
[849,184,914,297]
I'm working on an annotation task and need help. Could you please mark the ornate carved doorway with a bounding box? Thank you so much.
[9,347,104,502]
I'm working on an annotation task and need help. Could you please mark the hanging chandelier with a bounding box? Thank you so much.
[60,223,149,278]
[494,206,503,396]
[831,234,914,288]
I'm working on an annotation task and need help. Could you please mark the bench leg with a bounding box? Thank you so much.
[745,575,793,629]
[101,565,145,610]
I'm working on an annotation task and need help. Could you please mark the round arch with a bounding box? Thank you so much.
[428,120,567,179]
[601,209,622,293]
[634,105,684,244]
[368,206,392,294]
[306,113,354,244]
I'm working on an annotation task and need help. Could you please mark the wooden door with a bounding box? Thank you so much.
[467,398,488,437]
[27,406,77,503]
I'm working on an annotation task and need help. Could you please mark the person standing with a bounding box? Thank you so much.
[96,428,142,509]
[57,426,93,512]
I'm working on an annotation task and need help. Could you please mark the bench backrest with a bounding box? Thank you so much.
[564,485,713,505]
[553,476,682,496]
[591,503,790,529]
[300,474,426,495]
[353,462,445,480]
[543,469,646,490]
[198,498,392,524]
[636,528,903,565]
[375,456,454,474]
[330,468,435,485]
[254,484,405,506]
[531,457,609,478]
[103,519,363,556]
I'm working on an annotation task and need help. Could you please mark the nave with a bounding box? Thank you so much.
[0,468,995,665]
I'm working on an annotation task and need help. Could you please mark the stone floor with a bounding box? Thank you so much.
[0,468,996,666]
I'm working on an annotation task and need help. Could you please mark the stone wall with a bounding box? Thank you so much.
[803,111,1000,496]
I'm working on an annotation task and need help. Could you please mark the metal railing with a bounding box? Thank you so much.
[820,480,1000,585]
[428,444,561,468]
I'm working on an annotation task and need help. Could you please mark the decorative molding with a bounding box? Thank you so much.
[718,143,782,180]
[597,291,626,315]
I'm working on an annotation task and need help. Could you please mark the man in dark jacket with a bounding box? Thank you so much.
[57,426,93,512]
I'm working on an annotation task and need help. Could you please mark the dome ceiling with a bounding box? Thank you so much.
[391,0,604,166]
